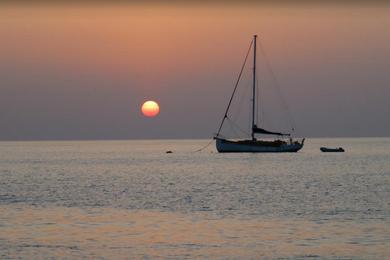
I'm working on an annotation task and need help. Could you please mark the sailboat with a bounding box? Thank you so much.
[214,35,305,153]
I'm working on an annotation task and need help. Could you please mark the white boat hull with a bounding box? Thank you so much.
[215,138,304,153]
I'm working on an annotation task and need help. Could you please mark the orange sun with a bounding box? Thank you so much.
[141,100,160,117]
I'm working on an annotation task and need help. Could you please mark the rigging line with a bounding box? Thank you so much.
[256,68,259,125]
[258,39,296,131]
[227,119,240,138]
[216,39,253,137]
[230,78,250,124]
[226,117,250,136]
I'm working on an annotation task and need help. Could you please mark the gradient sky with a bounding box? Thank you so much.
[1,2,389,140]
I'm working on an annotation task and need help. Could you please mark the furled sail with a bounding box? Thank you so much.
[252,125,290,136]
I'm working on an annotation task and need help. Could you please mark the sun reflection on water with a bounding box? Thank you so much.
[1,205,389,259]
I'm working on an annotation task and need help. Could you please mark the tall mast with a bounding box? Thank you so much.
[251,35,257,141]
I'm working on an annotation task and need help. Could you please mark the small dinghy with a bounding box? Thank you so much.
[320,147,345,152]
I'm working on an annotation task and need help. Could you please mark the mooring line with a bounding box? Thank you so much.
[193,139,214,153]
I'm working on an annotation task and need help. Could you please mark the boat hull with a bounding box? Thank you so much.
[215,138,304,153]
[320,147,344,152]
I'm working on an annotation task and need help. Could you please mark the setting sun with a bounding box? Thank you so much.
[141,100,160,117]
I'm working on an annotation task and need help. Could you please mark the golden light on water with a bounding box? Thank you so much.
[2,205,389,258]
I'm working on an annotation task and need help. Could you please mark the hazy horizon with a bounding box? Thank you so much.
[1,2,389,140]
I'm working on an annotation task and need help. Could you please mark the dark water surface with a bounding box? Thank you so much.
[0,138,389,258]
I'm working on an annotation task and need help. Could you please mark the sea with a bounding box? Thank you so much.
[0,138,389,259]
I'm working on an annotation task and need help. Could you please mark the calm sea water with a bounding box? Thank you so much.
[0,138,389,259]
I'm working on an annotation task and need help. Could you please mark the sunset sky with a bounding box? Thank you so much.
[1,2,389,140]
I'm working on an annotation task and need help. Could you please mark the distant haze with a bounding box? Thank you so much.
[0,2,389,140]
